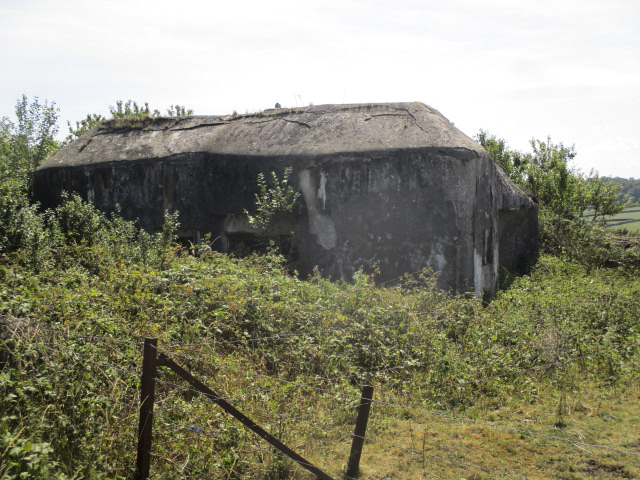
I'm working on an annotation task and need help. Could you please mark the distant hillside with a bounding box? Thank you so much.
[604,176,640,204]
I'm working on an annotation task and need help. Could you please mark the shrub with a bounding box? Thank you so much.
[245,167,300,233]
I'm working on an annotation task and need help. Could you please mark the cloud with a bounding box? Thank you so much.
[1,0,638,176]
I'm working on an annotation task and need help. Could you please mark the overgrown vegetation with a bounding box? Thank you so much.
[0,98,638,478]
[1,245,638,478]
[476,131,630,223]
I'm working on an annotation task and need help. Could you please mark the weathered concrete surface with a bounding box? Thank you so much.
[35,102,538,296]
[496,166,539,275]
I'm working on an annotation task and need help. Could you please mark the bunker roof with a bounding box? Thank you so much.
[41,102,485,168]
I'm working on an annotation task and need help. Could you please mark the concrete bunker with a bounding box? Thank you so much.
[34,102,538,297]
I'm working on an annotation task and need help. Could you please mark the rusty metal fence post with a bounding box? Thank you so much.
[346,385,374,479]
[136,337,158,480]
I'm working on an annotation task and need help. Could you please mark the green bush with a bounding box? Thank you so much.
[540,211,640,272]
[245,167,300,233]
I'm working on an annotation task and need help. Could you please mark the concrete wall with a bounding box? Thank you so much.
[34,147,500,296]
[295,149,497,295]
[495,165,539,277]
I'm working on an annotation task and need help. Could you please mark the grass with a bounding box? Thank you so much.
[606,206,640,234]
[0,190,638,478]
[98,116,178,132]
[363,384,640,479]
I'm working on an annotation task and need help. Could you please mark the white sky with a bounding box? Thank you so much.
[1,0,639,177]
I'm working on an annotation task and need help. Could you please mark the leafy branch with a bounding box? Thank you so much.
[245,167,300,233]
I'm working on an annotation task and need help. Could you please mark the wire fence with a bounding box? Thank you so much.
[2,319,638,479]
[146,337,640,478]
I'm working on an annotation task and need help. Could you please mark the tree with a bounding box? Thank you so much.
[586,174,629,223]
[606,177,640,205]
[477,130,634,269]
[0,96,59,263]
[525,137,586,221]
[476,130,530,186]
[476,131,627,222]
[1,95,59,196]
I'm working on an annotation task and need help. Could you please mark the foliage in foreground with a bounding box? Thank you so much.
[0,239,638,478]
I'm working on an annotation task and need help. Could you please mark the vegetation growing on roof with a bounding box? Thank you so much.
[66,100,194,141]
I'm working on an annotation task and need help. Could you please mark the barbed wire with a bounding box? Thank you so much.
[17,320,633,382]
[152,345,365,400]
[17,333,639,478]
[7,298,636,387]
[3,288,638,479]
[160,315,436,348]
[158,340,421,384]
[13,326,586,413]
[150,363,547,479]
[153,340,631,420]
[29,323,146,348]
[8,318,637,454]
[154,375,358,413]
[151,416,513,479]
[29,342,142,386]
[149,450,221,480]
[153,377,359,439]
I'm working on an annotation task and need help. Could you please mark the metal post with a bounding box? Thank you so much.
[346,385,374,479]
[136,338,158,480]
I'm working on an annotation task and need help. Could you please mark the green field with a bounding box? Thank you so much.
[584,205,640,234]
